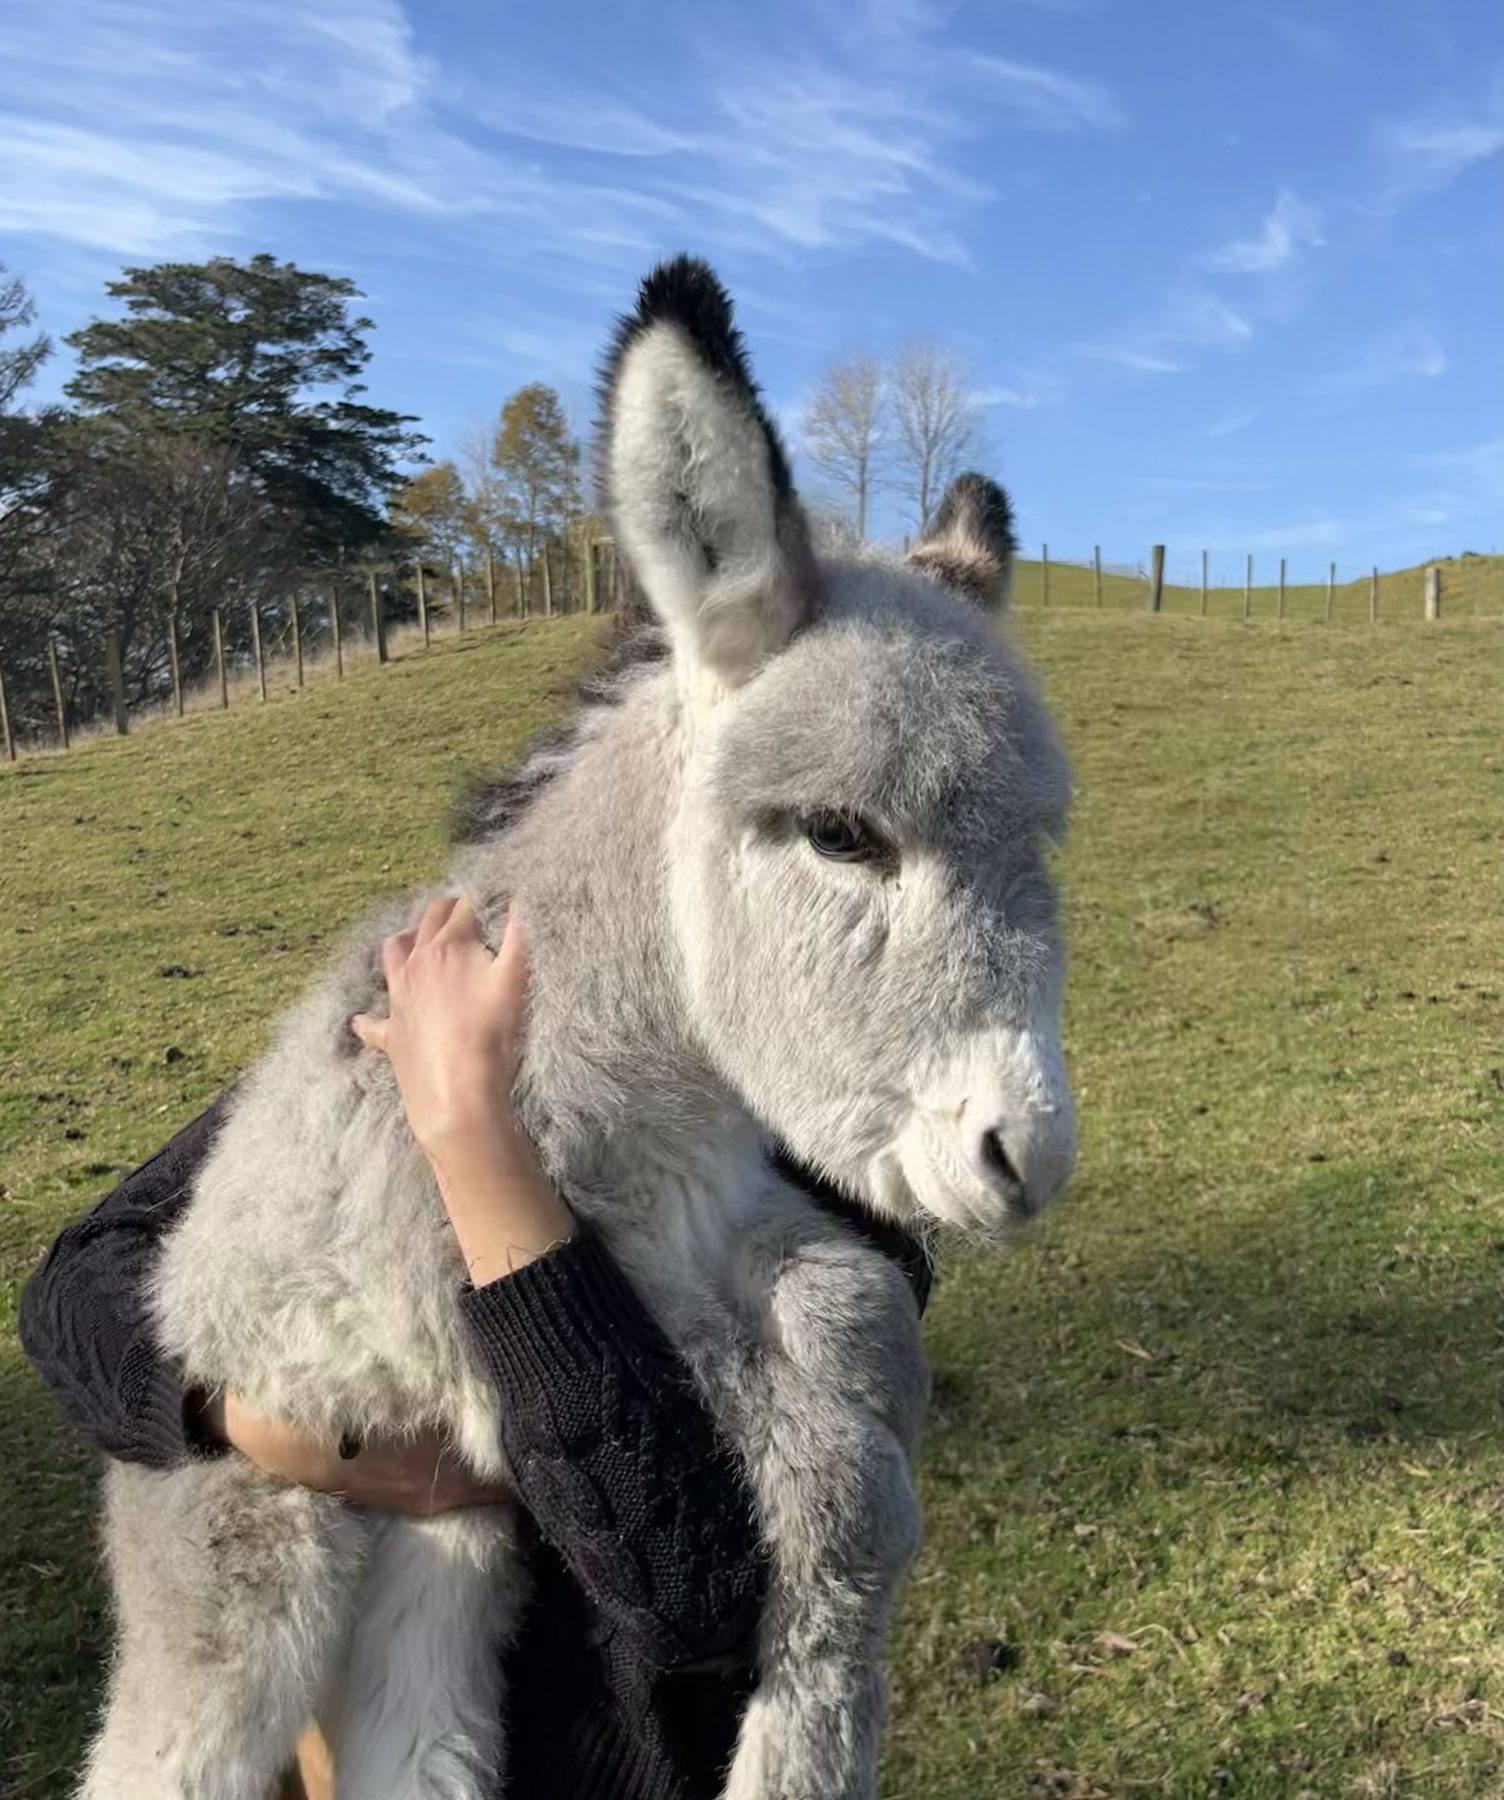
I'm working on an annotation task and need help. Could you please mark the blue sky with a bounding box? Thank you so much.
[2,0,1500,578]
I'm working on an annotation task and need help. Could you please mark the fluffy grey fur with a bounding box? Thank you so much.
[84,257,1076,1800]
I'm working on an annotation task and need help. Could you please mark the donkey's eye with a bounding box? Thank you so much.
[802,811,885,864]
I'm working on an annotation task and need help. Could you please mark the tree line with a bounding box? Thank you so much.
[0,256,598,743]
[0,254,985,745]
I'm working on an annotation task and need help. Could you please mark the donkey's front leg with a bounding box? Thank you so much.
[721,1236,928,1800]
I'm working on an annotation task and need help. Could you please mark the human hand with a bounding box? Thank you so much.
[350,894,526,1176]
[350,896,574,1287]
[197,1390,510,1514]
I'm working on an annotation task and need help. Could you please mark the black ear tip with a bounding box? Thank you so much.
[596,254,796,503]
[935,471,1008,522]
[602,254,754,402]
[635,256,735,338]
[932,472,1016,553]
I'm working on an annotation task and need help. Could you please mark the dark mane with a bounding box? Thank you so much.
[447,609,668,847]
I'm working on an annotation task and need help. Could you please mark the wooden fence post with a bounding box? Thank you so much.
[212,609,228,709]
[1424,565,1440,620]
[1370,566,1379,623]
[290,592,304,687]
[1200,549,1208,617]
[542,546,554,618]
[105,630,129,735]
[416,563,430,647]
[168,613,183,716]
[1148,544,1165,613]
[485,545,497,626]
[0,654,15,761]
[1326,561,1335,623]
[1243,554,1252,621]
[1041,544,1049,607]
[249,604,266,701]
[1093,545,1102,609]
[329,584,343,677]
[368,571,387,664]
[1277,557,1286,620]
[455,563,466,635]
[48,639,68,748]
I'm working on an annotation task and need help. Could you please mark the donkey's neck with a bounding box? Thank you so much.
[457,682,764,1237]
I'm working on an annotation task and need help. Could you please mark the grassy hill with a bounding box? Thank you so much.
[2,609,1500,1798]
[1009,550,1502,624]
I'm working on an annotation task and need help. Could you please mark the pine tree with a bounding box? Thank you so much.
[65,255,426,564]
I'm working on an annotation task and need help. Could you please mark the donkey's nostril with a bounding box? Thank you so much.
[981,1128,1022,1194]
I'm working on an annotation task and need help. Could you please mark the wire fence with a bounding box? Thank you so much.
[3,539,1500,765]
[0,541,619,764]
[1020,545,1502,624]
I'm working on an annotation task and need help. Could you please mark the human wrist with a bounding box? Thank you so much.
[424,1111,537,1201]
[432,1151,575,1288]
[416,1081,523,1175]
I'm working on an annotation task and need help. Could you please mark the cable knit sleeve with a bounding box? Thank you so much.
[18,1098,233,1468]
[460,1231,769,1672]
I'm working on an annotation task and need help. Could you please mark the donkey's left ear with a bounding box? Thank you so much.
[599,257,818,686]
[907,472,1017,614]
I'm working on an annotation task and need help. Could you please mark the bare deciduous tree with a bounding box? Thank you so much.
[802,355,886,540]
[889,336,981,534]
[46,434,290,713]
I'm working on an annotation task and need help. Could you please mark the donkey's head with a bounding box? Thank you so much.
[600,258,1074,1233]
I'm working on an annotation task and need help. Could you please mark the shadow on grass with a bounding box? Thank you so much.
[927,1150,1500,1455]
[0,1348,108,1800]
[2,1152,1499,1798]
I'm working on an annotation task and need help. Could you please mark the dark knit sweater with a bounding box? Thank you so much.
[18,1097,930,1800]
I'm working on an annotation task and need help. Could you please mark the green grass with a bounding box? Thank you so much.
[2,610,1500,1800]
[1013,551,1503,624]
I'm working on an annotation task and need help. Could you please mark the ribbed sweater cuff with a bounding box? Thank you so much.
[522,1706,688,1800]
[459,1229,670,1399]
[116,1341,201,1464]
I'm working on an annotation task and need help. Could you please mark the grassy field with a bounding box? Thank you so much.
[2,607,1499,1799]
[1010,551,1502,625]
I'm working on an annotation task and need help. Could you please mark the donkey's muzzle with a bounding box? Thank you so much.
[974,1100,1075,1221]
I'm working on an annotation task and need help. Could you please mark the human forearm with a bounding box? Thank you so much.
[425,1114,574,1290]
[463,1228,768,1666]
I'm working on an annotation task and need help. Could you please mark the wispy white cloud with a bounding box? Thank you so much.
[1081,185,1321,379]
[1205,407,1260,439]
[1268,18,1341,63]
[1138,472,1275,496]
[1200,190,1325,275]
[1166,290,1255,347]
[0,0,559,255]
[1313,325,1448,393]
[962,54,1126,132]
[1203,515,1352,553]
[1190,488,1481,557]
[1368,82,1504,212]
[0,0,1126,275]
[1084,284,1253,376]
[974,369,1066,409]
[1086,346,1188,375]
[1417,437,1503,493]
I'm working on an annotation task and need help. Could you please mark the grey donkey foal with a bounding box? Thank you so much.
[85,258,1076,1800]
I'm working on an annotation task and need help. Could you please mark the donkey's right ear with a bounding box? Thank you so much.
[598,257,818,687]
